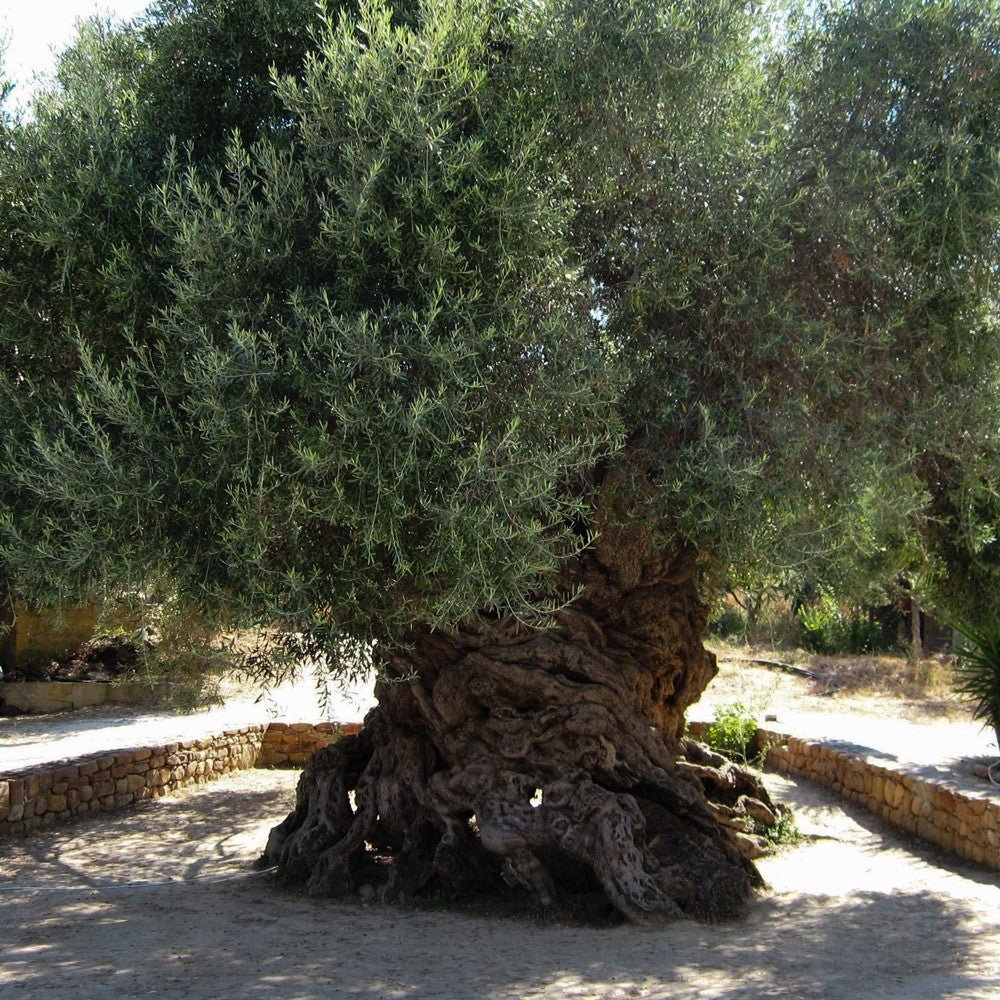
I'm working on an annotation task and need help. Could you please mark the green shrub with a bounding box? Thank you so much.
[757,810,801,847]
[705,702,759,765]
[708,608,747,641]
[952,622,1000,752]
[798,590,883,655]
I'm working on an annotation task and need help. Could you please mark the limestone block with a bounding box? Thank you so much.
[8,779,25,806]
[969,797,988,817]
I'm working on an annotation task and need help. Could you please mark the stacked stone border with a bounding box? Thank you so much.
[258,721,362,767]
[0,721,361,838]
[3,718,998,873]
[688,720,1000,871]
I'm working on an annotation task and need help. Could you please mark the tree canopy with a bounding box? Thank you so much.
[1,0,998,651]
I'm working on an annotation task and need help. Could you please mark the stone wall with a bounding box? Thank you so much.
[688,719,1000,871]
[7,714,998,873]
[258,721,362,767]
[1,680,174,715]
[0,603,99,669]
[0,726,265,837]
[762,730,1000,871]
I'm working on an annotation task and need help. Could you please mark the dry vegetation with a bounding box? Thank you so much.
[703,645,967,724]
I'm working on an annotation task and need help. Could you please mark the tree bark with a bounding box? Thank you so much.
[910,593,923,662]
[263,510,782,923]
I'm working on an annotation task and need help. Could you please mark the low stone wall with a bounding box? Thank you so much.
[258,721,362,767]
[0,726,265,837]
[8,714,998,871]
[763,731,1000,871]
[688,720,1000,871]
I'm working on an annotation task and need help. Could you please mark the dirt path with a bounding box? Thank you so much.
[2,768,998,999]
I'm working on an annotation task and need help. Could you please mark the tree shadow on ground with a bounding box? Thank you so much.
[2,770,998,999]
[0,879,994,999]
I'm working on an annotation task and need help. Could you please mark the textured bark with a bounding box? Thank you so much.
[264,512,783,923]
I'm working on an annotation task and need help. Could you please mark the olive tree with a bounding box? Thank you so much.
[1,0,997,922]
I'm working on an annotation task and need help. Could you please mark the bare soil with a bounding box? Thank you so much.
[2,649,997,996]
[1,767,998,999]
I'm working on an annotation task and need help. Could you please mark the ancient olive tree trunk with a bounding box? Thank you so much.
[263,522,781,923]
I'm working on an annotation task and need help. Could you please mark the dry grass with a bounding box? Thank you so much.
[704,643,969,723]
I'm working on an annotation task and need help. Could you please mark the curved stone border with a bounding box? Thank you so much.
[0,725,266,837]
[0,720,368,838]
[688,720,1000,871]
[5,716,999,872]
[761,729,1000,870]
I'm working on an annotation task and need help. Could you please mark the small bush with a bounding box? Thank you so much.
[798,590,883,655]
[708,608,747,641]
[705,702,758,765]
[757,809,801,847]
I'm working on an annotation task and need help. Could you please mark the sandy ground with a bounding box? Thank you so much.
[2,767,998,1000]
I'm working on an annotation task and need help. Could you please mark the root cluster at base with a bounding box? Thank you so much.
[262,545,786,924]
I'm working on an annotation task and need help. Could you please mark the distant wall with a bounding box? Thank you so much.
[0,604,99,669]
[1,681,173,714]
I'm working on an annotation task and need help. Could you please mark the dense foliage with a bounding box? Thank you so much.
[1,0,997,671]
[953,622,1000,749]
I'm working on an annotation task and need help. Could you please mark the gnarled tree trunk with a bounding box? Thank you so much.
[263,516,781,923]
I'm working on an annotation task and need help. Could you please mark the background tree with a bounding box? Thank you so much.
[0,0,997,923]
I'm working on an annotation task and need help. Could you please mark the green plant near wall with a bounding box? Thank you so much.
[756,809,801,848]
[705,702,759,765]
[952,622,1000,753]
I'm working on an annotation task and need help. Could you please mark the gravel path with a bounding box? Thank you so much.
[1,767,997,999]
